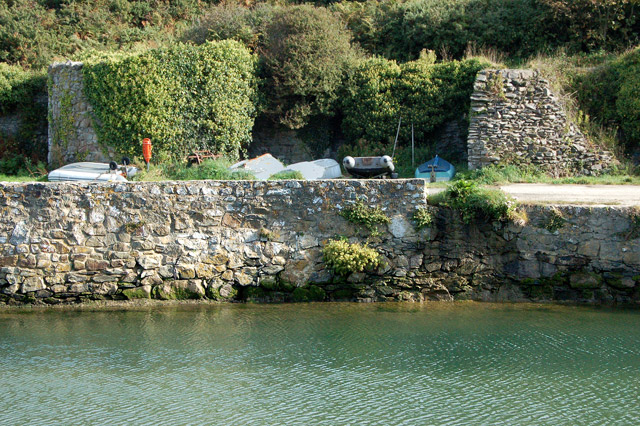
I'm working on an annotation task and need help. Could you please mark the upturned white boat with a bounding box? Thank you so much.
[48,162,138,182]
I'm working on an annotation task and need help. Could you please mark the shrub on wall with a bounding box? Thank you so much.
[82,40,259,160]
[341,55,485,148]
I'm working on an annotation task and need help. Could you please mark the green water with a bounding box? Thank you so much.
[1,302,639,425]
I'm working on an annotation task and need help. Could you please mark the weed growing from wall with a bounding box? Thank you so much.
[322,238,381,276]
[412,207,434,231]
[543,207,566,232]
[339,200,390,235]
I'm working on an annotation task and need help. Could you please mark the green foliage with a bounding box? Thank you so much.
[537,0,639,54]
[82,40,259,160]
[428,180,516,224]
[261,4,362,129]
[333,0,639,63]
[0,63,48,168]
[132,158,255,181]
[182,2,275,49]
[339,200,390,233]
[412,207,434,230]
[322,239,381,276]
[574,47,640,151]
[0,0,202,69]
[341,56,485,147]
[268,170,304,180]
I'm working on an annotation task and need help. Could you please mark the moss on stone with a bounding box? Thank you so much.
[569,272,603,289]
[246,286,266,302]
[260,279,279,291]
[122,287,150,300]
[292,285,326,302]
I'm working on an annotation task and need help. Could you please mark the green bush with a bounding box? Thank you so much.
[182,2,274,49]
[261,4,361,129]
[341,55,485,147]
[322,239,381,276]
[575,48,640,151]
[333,0,639,62]
[428,180,516,224]
[82,40,259,160]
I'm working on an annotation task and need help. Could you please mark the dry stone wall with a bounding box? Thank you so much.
[1,180,639,307]
[48,61,112,166]
[467,69,613,176]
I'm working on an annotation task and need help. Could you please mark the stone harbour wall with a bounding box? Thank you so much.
[48,61,112,166]
[467,69,614,176]
[1,180,639,307]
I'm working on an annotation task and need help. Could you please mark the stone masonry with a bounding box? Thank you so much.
[48,61,113,166]
[467,69,614,176]
[1,180,639,306]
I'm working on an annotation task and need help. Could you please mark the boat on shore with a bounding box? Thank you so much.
[48,160,138,182]
[342,156,397,179]
[415,155,455,182]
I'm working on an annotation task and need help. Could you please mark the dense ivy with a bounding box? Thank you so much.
[82,40,259,160]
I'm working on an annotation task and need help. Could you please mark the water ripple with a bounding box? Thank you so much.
[1,303,640,425]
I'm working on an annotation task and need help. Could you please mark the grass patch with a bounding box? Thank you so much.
[455,164,640,185]
[268,170,304,180]
[132,158,255,181]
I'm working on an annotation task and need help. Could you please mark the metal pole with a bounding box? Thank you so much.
[392,116,402,159]
[411,123,415,168]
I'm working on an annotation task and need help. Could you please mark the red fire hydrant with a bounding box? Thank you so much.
[142,138,152,171]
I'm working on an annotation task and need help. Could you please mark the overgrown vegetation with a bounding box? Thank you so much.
[322,238,381,276]
[2,0,640,176]
[341,55,486,149]
[339,200,390,234]
[0,64,47,171]
[428,180,516,224]
[82,40,258,161]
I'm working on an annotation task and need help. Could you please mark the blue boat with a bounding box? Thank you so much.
[415,155,455,182]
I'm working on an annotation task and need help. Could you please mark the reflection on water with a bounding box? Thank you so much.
[1,303,640,425]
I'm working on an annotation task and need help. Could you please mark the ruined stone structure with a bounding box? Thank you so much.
[47,61,112,166]
[1,180,638,306]
[467,69,613,175]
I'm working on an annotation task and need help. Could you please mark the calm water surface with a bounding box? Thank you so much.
[1,302,639,425]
